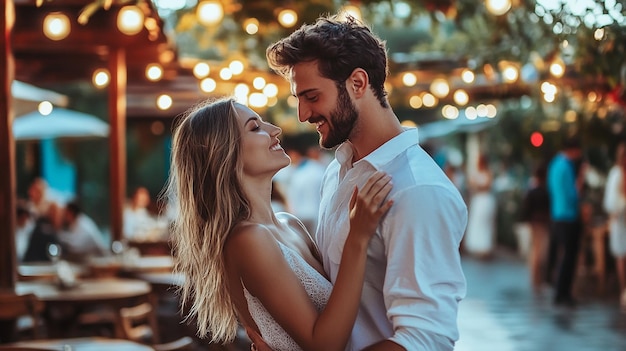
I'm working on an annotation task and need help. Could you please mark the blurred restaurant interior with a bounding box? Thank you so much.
[2,0,626,349]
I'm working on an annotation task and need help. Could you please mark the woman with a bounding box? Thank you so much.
[165,97,393,351]
[463,153,496,259]
[603,141,626,307]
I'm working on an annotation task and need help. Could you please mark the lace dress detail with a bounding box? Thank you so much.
[243,241,332,351]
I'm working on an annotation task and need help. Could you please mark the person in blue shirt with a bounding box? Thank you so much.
[546,137,585,307]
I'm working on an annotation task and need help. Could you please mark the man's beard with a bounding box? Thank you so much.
[320,85,358,149]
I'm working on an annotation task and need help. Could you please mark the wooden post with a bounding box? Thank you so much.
[0,0,17,290]
[108,48,127,243]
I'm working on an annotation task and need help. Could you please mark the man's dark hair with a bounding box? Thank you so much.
[65,201,82,216]
[562,136,581,150]
[267,14,389,108]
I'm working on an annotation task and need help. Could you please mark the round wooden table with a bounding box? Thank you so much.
[16,278,151,304]
[121,255,173,274]
[18,261,87,281]
[15,278,152,338]
[3,336,155,350]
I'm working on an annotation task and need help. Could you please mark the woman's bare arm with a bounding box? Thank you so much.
[225,171,392,351]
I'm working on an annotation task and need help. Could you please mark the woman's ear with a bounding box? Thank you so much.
[348,68,368,98]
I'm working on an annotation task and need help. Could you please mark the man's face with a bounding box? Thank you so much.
[290,61,358,149]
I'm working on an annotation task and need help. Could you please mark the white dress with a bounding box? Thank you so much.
[603,166,626,257]
[464,170,497,255]
[243,241,332,351]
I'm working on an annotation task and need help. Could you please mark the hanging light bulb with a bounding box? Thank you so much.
[402,72,417,87]
[430,78,450,98]
[244,18,259,35]
[43,12,70,40]
[92,68,110,88]
[485,0,511,16]
[38,101,53,116]
[156,94,173,110]
[117,6,144,35]
[145,64,163,81]
[197,0,224,26]
[193,62,210,79]
[453,90,469,106]
[278,9,298,28]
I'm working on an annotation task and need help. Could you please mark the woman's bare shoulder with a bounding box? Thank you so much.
[225,222,273,254]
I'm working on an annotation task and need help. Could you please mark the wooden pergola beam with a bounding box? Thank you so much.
[1,0,18,290]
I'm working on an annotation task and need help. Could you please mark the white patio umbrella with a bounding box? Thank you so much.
[418,114,499,142]
[12,80,68,117]
[13,107,109,141]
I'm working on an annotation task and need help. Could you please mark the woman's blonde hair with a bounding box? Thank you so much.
[164,97,250,343]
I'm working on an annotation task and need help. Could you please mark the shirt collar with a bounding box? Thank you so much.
[335,128,419,170]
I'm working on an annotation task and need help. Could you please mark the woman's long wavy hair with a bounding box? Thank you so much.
[164,97,250,343]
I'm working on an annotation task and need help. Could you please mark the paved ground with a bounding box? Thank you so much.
[456,251,626,351]
[179,249,626,351]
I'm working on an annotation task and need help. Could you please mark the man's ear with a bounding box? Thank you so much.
[348,68,368,98]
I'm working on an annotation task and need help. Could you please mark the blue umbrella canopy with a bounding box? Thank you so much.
[13,107,109,141]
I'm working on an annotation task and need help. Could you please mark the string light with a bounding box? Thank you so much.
[92,69,110,88]
[156,94,173,110]
[277,9,297,28]
[244,18,259,35]
[193,62,210,78]
[145,64,163,81]
[485,0,511,16]
[43,12,70,40]
[197,0,224,26]
[430,78,450,98]
[38,101,53,116]
[117,6,144,35]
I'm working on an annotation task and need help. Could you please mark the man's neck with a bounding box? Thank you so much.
[349,110,403,162]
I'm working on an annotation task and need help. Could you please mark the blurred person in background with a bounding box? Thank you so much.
[26,177,62,227]
[463,153,496,259]
[22,211,60,263]
[166,97,393,351]
[15,201,35,262]
[603,141,626,307]
[283,135,326,234]
[123,186,156,240]
[547,137,585,307]
[57,201,108,263]
[520,163,551,292]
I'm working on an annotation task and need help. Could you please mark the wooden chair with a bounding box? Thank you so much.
[118,302,194,351]
[0,292,46,342]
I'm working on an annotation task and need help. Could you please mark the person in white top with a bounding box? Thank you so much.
[267,14,468,350]
[165,97,393,351]
[123,186,156,240]
[603,141,626,306]
[464,153,497,259]
[57,201,108,262]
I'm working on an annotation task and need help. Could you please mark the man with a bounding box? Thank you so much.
[57,201,108,263]
[266,15,468,351]
[546,137,584,307]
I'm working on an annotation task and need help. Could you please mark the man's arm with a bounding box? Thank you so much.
[381,185,468,350]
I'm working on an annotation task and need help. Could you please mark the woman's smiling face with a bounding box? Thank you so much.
[235,103,290,178]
